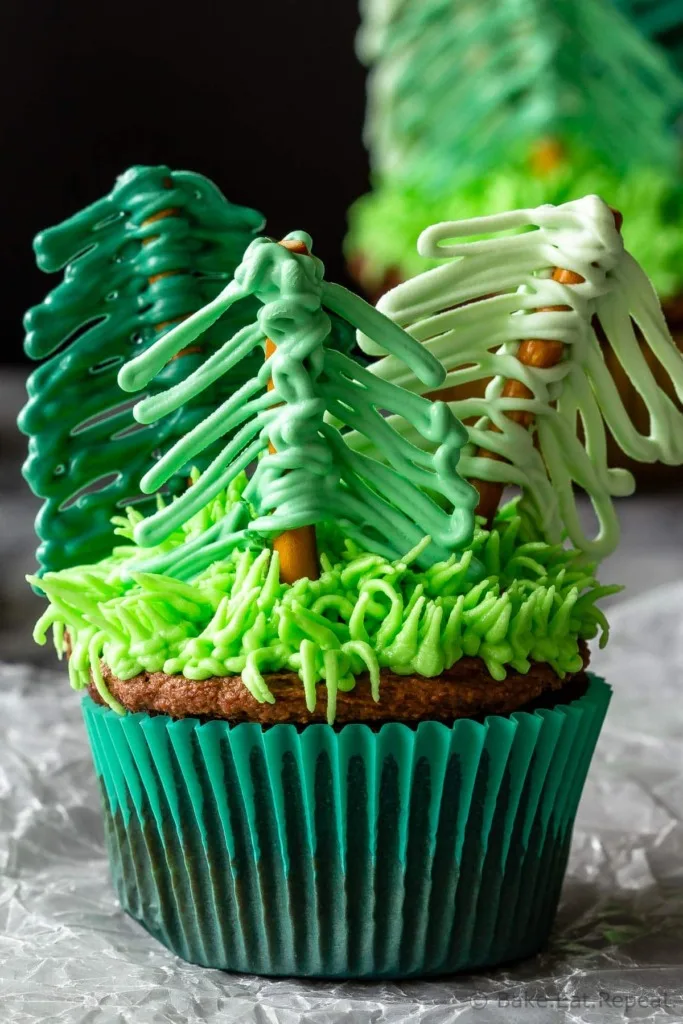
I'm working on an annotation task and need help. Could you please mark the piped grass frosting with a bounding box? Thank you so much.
[30,474,618,724]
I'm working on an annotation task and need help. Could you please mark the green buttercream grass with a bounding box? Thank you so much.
[29,474,619,724]
[346,156,683,298]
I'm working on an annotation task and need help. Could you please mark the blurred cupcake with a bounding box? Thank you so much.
[347,1,683,483]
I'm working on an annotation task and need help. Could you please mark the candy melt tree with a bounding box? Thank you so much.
[358,195,683,559]
[19,165,265,574]
[117,232,478,583]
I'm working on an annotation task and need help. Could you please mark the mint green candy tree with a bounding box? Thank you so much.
[117,232,477,583]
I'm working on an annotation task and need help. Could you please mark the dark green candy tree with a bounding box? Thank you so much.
[612,0,683,74]
[19,165,266,574]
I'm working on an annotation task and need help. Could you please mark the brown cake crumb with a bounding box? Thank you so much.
[87,644,590,725]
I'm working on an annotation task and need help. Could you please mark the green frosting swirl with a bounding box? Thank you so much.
[29,475,618,724]
[19,168,359,578]
[360,195,683,562]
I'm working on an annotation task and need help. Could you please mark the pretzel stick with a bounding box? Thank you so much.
[141,178,200,357]
[264,238,320,584]
[472,208,623,523]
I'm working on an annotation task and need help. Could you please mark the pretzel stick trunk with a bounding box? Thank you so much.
[265,239,320,585]
[472,208,623,524]
[141,178,201,357]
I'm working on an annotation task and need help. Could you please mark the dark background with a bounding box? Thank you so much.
[1,0,368,365]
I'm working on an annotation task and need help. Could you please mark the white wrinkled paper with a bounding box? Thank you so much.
[1,582,682,1023]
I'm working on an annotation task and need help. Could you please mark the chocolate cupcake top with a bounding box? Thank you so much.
[34,487,609,722]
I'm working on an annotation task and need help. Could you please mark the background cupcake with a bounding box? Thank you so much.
[347,0,683,484]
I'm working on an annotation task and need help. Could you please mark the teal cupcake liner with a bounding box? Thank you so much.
[82,673,611,978]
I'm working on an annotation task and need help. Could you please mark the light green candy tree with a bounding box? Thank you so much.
[118,232,478,583]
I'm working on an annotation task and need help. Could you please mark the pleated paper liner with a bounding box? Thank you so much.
[82,673,611,978]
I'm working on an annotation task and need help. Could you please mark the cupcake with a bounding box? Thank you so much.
[348,0,683,300]
[347,0,683,483]
[19,164,265,576]
[24,205,676,979]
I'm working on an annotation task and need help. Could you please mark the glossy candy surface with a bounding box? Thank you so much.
[20,165,265,573]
